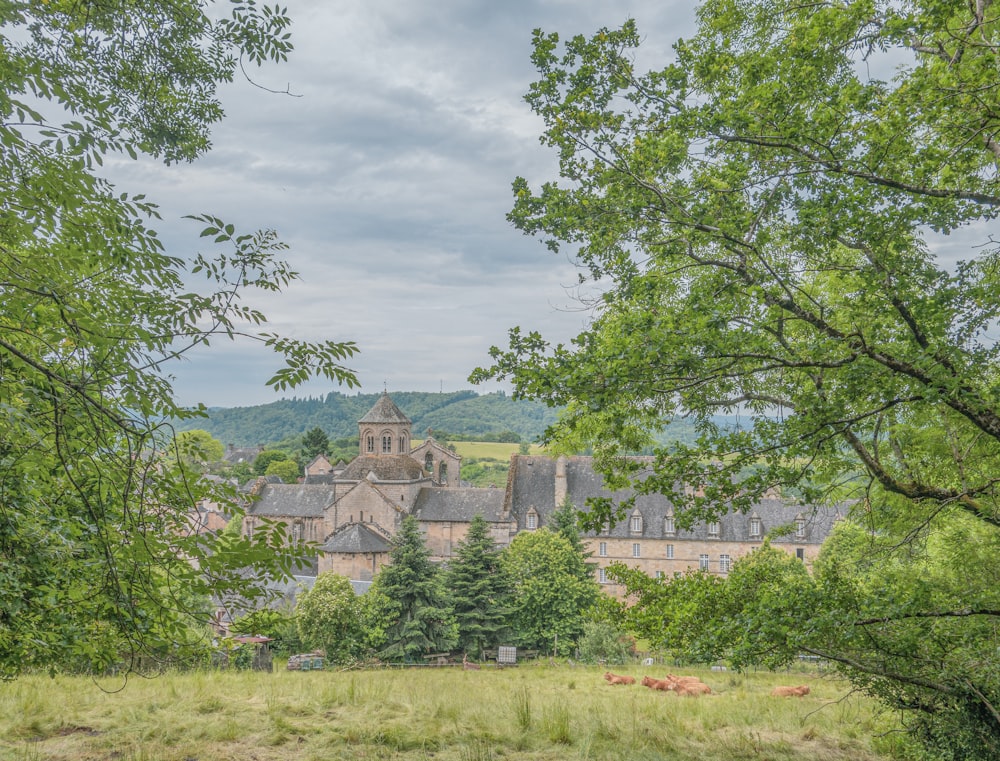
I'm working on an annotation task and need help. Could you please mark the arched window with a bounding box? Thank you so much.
[381,434,392,453]
[398,435,407,453]
[424,452,434,472]
[439,462,448,484]
[366,435,375,453]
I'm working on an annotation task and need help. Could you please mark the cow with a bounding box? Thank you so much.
[641,676,672,691]
[604,671,636,685]
[665,676,711,695]
[771,685,810,697]
[462,654,482,671]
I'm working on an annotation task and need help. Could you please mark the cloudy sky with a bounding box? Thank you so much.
[108,1,697,408]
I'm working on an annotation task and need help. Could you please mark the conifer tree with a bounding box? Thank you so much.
[446,515,513,658]
[376,516,456,662]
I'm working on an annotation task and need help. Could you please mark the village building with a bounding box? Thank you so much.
[242,392,839,597]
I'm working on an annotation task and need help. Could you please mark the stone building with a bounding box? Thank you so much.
[243,392,840,594]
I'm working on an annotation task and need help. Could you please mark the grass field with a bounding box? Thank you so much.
[0,662,909,761]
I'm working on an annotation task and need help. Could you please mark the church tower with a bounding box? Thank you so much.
[358,391,412,457]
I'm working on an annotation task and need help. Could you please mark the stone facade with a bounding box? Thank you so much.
[242,393,841,592]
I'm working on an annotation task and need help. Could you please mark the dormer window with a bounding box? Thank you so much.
[526,509,538,530]
[664,513,675,536]
[708,521,720,537]
[630,512,643,534]
[749,514,762,538]
[795,514,806,539]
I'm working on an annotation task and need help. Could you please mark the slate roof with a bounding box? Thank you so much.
[247,483,334,518]
[320,523,393,554]
[337,454,425,482]
[413,487,506,522]
[508,455,842,543]
[358,391,411,425]
[224,444,264,464]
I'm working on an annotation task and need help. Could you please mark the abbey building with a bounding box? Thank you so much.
[242,392,839,596]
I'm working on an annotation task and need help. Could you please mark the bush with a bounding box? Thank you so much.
[576,621,635,665]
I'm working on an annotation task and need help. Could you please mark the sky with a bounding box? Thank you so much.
[103,0,697,408]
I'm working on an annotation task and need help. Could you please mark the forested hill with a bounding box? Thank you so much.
[174,389,742,450]
[173,390,563,446]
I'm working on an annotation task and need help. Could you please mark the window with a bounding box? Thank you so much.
[630,513,643,533]
[666,544,674,559]
[526,511,537,530]
[399,436,406,453]
[599,542,607,557]
[749,515,761,538]
[381,435,392,453]
[655,570,664,579]
[632,543,641,558]
[719,554,731,573]
[599,568,608,584]
[366,435,375,453]
[292,521,304,544]
[664,514,675,536]
[439,462,448,484]
[708,521,720,537]
[796,547,805,561]
[699,554,710,571]
[600,520,611,536]
[424,453,434,472]
[795,516,806,539]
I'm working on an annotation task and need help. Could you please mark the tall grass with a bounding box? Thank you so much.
[0,664,909,761]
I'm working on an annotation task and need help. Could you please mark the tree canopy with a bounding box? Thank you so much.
[472,0,1000,753]
[0,1,357,677]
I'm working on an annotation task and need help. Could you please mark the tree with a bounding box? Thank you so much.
[302,427,330,460]
[175,430,225,470]
[253,450,294,476]
[295,573,364,664]
[471,3,1000,751]
[501,528,600,655]
[375,516,456,662]
[264,459,301,484]
[445,515,513,658]
[0,1,358,678]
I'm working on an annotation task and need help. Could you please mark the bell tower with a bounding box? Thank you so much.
[357,391,412,457]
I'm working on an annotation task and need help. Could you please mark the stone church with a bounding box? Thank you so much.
[242,392,840,597]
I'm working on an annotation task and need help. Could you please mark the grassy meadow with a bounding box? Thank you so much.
[0,662,909,761]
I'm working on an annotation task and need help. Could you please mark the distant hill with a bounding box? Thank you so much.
[173,389,744,450]
[173,390,562,446]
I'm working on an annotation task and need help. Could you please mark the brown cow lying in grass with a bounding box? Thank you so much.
[604,671,636,685]
[771,685,810,697]
[641,675,712,695]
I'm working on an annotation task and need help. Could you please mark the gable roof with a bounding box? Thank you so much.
[337,454,426,482]
[358,392,411,425]
[507,455,841,543]
[413,487,506,522]
[247,483,334,518]
[320,523,393,554]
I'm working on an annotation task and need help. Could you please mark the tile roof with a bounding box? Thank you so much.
[358,392,411,425]
[507,455,842,543]
[337,454,426,482]
[320,523,393,554]
[247,483,334,518]
[413,487,506,522]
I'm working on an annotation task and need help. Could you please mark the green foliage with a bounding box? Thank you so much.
[375,516,457,661]
[445,516,513,657]
[501,528,600,655]
[301,426,329,459]
[252,449,293,476]
[459,457,509,488]
[264,458,300,483]
[295,573,364,664]
[0,0,358,677]
[576,620,634,665]
[175,430,225,469]
[471,2,1000,755]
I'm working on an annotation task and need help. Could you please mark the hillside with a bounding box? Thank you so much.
[173,390,562,446]
[174,389,742,451]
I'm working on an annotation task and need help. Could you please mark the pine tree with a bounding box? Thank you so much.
[376,516,456,662]
[446,515,513,658]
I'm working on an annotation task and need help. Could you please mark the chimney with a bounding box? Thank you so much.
[554,455,568,507]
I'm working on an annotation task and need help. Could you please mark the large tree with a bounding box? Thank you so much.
[0,1,357,677]
[445,515,513,658]
[376,516,456,662]
[295,573,364,664]
[501,528,599,655]
[472,0,1000,753]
